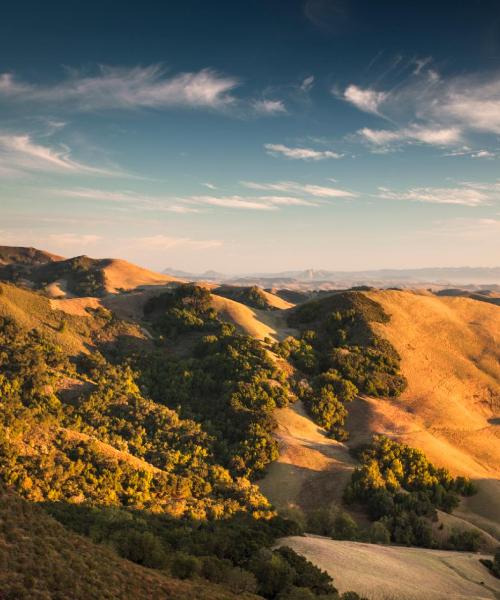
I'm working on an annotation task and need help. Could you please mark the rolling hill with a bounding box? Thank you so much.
[279,535,500,600]
[0,246,499,599]
[259,289,500,545]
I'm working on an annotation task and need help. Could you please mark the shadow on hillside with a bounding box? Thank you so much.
[259,460,355,512]
[92,332,153,357]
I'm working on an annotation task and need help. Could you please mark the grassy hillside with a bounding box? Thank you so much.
[260,289,500,547]
[0,250,499,597]
[0,252,180,297]
[214,285,293,311]
[0,488,255,600]
[280,535,500,600]
[361,290,500,538]
[0,245,63,266]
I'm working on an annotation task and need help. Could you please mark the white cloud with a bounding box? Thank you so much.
[134,234,222,250]
[0,65,239,111]
[344,70,500,140]
[264,143,342,160]
[202,182,217,190]
[0,134,116,176]
[359,125,462,148]
[300,75,315,92]
[182,192,321,211]
[377,181,500,206]
[253,99,287,115]
[444,147,496,159]
[257,196,318,206]
[343,84,387,115]
[241,180,356,198]
[185,195,278,211]
[48,233,102,246]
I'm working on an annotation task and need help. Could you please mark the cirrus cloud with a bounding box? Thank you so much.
[264,143,343,160]
[0,65,239,112]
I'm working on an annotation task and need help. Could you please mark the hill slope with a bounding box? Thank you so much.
[0,245,64,266]
[0,489,253,600]
[280,535,500,600]
[360,290,500,538]
[259,289,500,542]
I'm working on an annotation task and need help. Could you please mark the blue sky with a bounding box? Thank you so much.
[1,0,500,272]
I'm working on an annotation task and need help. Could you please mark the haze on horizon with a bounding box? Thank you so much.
[1,0,500,273]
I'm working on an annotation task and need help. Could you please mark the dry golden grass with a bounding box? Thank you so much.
[102,259,181,293]
[260,290,294,310]
[49,296,102,316]
[210,294,296,341]
[361,290,500,538]
[0,282,147,356]
[280,535,500,600]
[258,400,356,511]
[258,290,499,543]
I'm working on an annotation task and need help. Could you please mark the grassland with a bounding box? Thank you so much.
[279,535,500,600]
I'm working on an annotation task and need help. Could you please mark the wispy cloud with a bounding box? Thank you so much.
[359,125,462,148]
[0,65,239,111]
[0,134,117,176]
[264,143,342,160]
[241,180,356,198]
[186,195,278,211]
[419,217,500,239]
[341,68,500,149]
[48,233,102,246]
[377,180,500,206]
[300,75,315,93]
[252,99,287,115]
[443,146,497,159]
[133,234,222,250]
[54,187,201,212]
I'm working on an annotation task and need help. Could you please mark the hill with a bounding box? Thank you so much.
[0,488,252,600]
[361,290,500,538]
[279,535,500,600]
[0,245,64,266]
[0,248,181,297]
[259,289,500,544]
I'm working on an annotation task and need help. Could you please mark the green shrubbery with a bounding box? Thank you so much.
[344,436,478,549]
[274,292,407,440]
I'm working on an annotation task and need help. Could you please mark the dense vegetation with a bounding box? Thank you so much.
[215,285,273,310]
[344,436,478,549]
[274,292,407,439]
[0,287,368,599]
[142,284,290,478]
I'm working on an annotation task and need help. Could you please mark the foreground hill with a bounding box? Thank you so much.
[0,489,255,600]
[280,535,500,600]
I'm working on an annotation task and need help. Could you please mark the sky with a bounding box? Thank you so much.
[1,0,500,273]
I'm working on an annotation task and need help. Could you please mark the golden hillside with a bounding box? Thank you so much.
[279,535,500,600]
[260,290,500,542]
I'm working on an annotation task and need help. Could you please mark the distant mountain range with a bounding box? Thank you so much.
[163,266,500,289]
